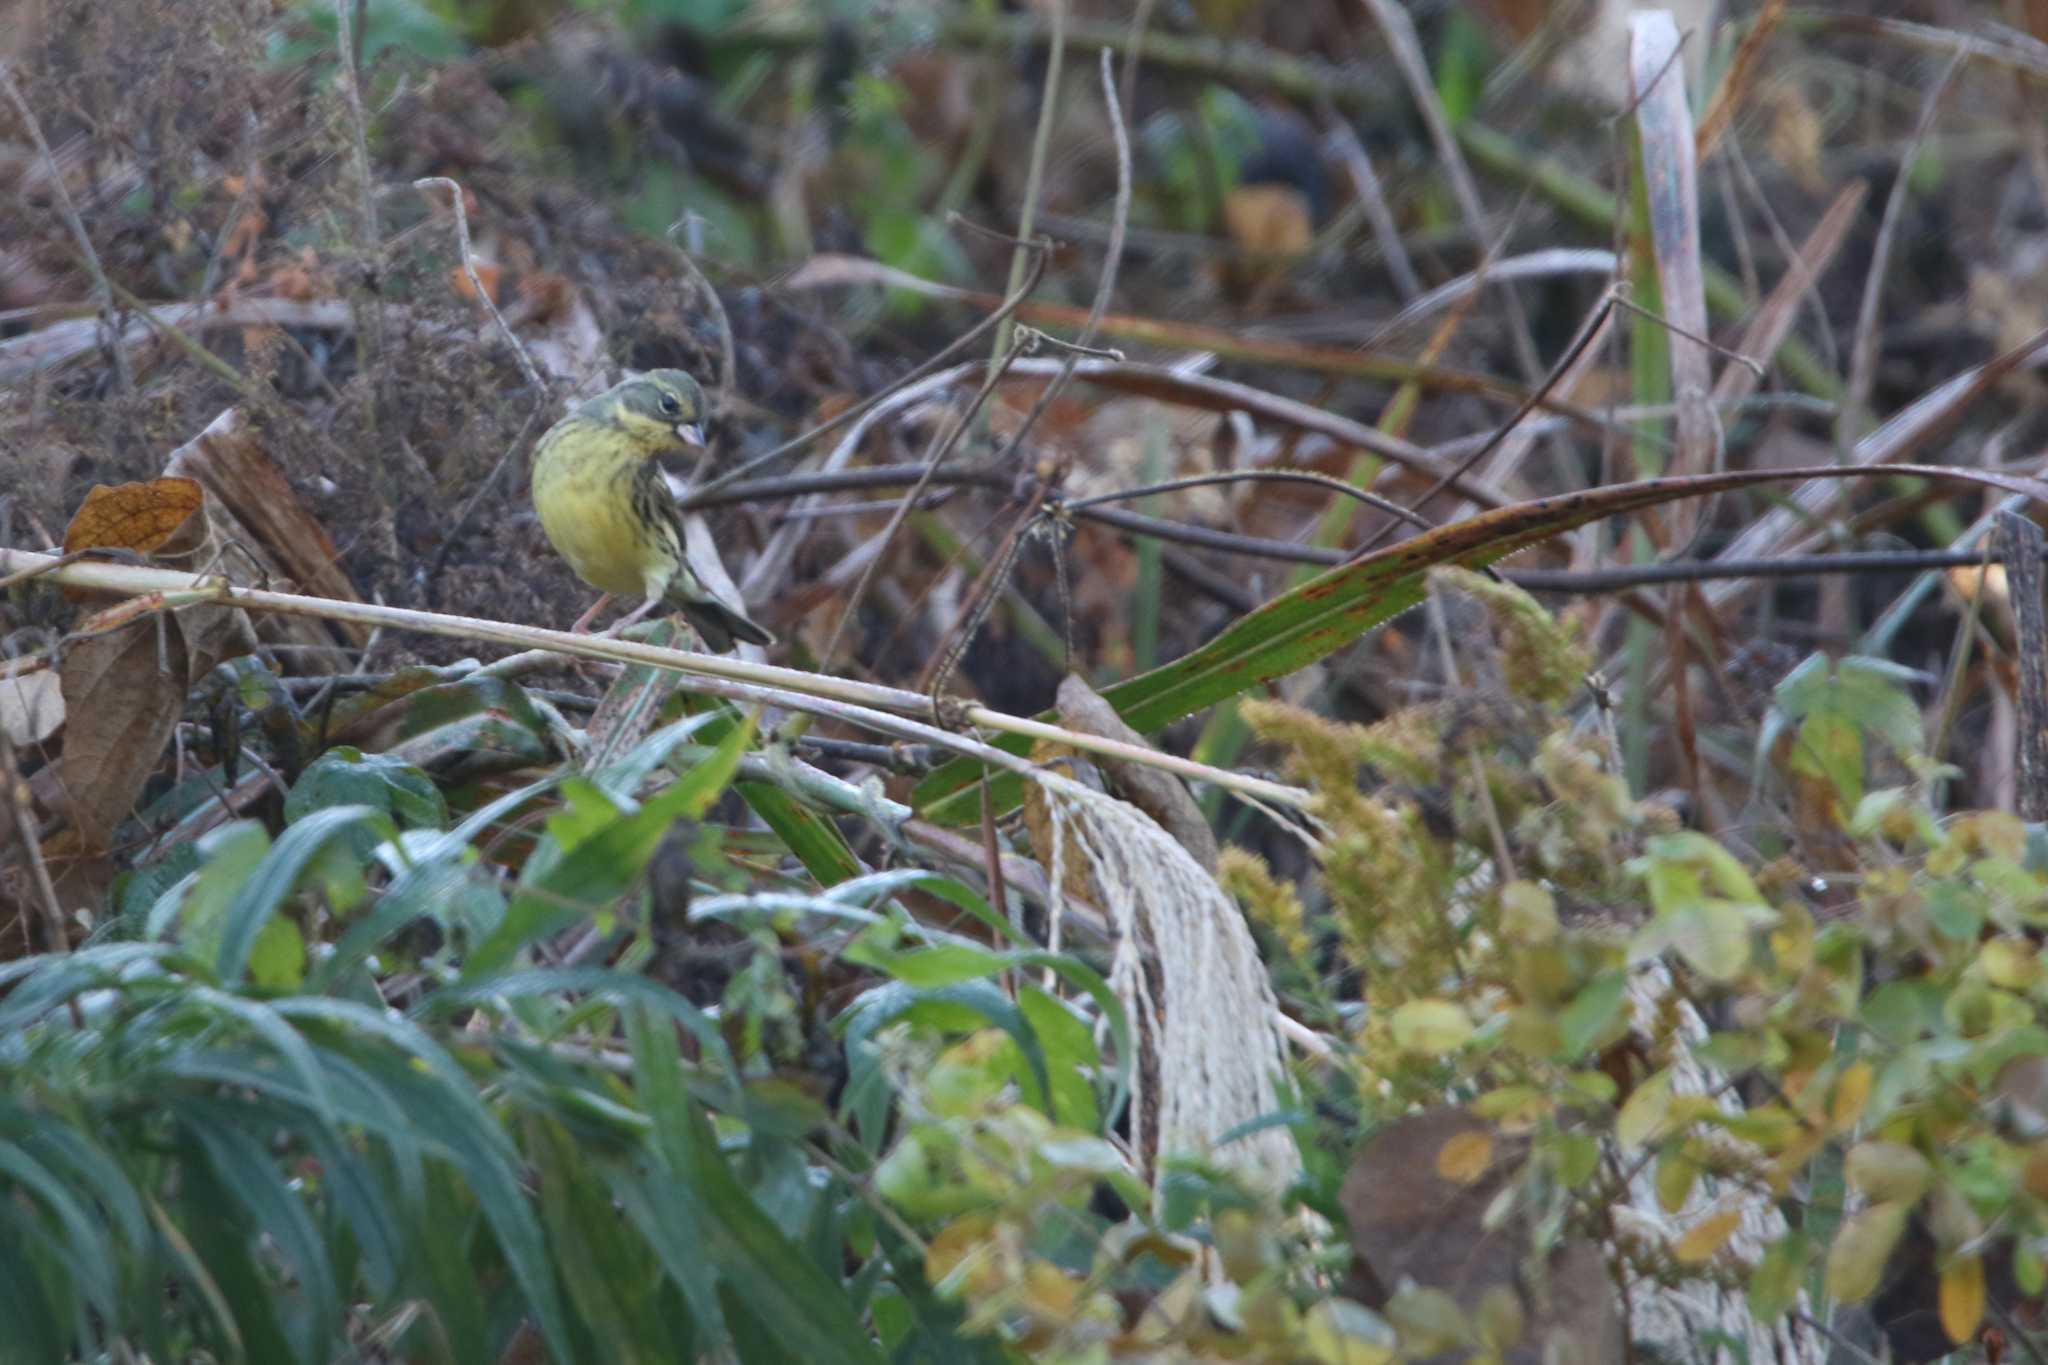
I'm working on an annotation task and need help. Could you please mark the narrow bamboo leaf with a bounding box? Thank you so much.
[174,1131,298,1365]
[609,1166,725,1342]
[10,1115,148,1254]
[1017,985,1100,1130]
[914,462,2048,820]
[216,804,398,985]
[0,1227,67,1363]
[0,1138,117,1327]
[872,1226,1014,1364]
[880,946,1009,988]
[737,780,864,885]
[176,1106,340,1363]
[406,1165,492,1365]
[171,820,271,953]
[186,988,335,1125]
[592,710,726,802]
[430,969,738,1106]
[304,1123,404,1300]
[529,1116,675,1364]
[470,725,749,977]
[339,1048,574,1362]
[142,1191,247,1363]
[626,1007,888,1365]
[840,980,1053,1121]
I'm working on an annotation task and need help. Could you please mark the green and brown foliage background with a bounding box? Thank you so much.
[9,0,2048,1361]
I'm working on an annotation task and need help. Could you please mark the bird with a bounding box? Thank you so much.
[529,368,774,651]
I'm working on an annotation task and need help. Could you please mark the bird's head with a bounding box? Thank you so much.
[605,369,709,451]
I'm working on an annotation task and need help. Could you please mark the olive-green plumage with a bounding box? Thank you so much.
[529,369,773,651]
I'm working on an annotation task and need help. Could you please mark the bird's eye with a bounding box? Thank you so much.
[659,393,681,416]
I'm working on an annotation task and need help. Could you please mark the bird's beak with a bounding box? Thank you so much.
[675,422,707,448]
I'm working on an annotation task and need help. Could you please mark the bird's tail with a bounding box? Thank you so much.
[680,598,775,653]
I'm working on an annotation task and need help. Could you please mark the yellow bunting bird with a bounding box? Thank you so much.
[529,368,774,651]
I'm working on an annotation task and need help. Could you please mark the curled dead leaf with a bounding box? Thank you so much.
[60,478,205,601]
[57,617,186,853]
[0,667,63,746]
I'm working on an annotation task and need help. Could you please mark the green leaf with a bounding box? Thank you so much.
[627,1007,888,1365]
[0,1229,67,1362]
[247,916,306,992]
[529,1116,678,1364]
[470,731,748,977]
[1018,985,1100,1131]
[914,462,2048,821]
[736,780,863,885]
[186,987,337,1126]
[0,1137,119,1329]
[343,1047,575,1361]
[385,676,555,769]
[591,710,726,803]
[1825,1201,1910,1303]
[1660,899,1757,981]
[1792,710,1864,811]
[169,820,270,953]
[1845,1141,1932,1204]
[1748,1233,1809,1324]
[177,1105,341,1362]
[840,980,1054,1121]
[216,804,397,985]
[878,945,1008,988]
[285,747,447,830]
[1390,999,1474,1055]
[1557,970,1629,1058]
[1616,1068,1675,1149]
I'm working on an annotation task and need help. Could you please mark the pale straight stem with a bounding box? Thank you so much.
[996,0,1064,358]
[2,549,1312,812]
[333,0,382,430]
[0,61,131,394]
[0,732,68,954]
[414,178,543,393]
[665,227,737,418]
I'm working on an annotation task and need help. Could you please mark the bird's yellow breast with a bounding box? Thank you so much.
[530,416,678,599]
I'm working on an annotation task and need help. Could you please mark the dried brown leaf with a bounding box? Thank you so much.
[57,619,186,852]
[61,478,205,602]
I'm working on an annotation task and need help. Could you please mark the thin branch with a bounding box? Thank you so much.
[820,338,1028,671]
[1322,110,1420,300]
[333,0,383,433]
[0,731,68,955]
[980,46,1136,487]
[426,405,545,600]
[686,460,2048,593]
[933,46,1138,686]
[1605,287,1764,378]
[1998,509,2048,820]
[1065,469,1433,533]
[0,60,131,394]
[412,176,552,595]
[0,550,1317,814]
[1839,44,1963,447]
[665,225,738,424]
[414,177,543,393]
[996,0,1065,359]
[1350,287,1621,558]
[710,8,1383,115]
[690,227,1052,500]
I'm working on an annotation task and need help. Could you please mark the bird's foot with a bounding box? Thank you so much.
[597,597,661,639]
[569,594,614,634]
